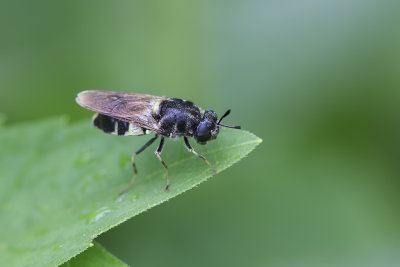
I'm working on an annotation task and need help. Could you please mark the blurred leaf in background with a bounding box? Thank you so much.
[61,242,127,267]
[1,0,400,266]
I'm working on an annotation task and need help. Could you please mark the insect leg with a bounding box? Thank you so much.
[118,134,159,195]
[184,137,216,175]
[155,137,169,191]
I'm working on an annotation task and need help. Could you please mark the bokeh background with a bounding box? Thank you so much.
[1,0,400,266]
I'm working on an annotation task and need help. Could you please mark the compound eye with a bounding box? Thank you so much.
[196,123,211,142]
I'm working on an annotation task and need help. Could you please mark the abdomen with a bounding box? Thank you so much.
[93,113,149,136]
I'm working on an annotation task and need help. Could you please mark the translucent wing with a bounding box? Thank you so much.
[76,90,167,133]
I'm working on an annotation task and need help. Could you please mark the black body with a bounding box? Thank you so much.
[76,90,240,192]
[157,98,219,144]
[92,97,221,145]
[157,98,200,137]
[93,114,132,136]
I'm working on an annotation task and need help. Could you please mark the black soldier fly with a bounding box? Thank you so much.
[76,90,240,193]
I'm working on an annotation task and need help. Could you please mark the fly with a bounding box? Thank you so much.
[76,90,240,193]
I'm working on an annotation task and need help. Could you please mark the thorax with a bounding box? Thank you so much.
[156,98,202,138]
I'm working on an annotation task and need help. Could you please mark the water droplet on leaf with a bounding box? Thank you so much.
[115,195,125,203]
[81,207,115,225]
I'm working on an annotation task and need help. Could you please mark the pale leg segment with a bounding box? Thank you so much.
[118,134,159,195]
[184,137,216,175]
[155,137,170,191]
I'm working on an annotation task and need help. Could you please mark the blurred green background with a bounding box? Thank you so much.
[1,0,400,266]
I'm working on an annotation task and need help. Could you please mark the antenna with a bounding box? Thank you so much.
[217,109,241,129]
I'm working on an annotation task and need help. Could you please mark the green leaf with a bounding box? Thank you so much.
[0,117,261,266]
[61,242,127,267]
